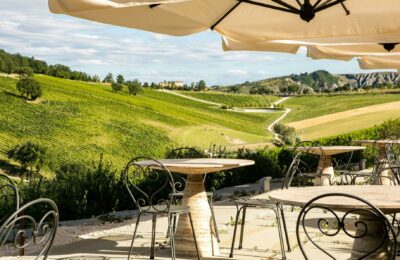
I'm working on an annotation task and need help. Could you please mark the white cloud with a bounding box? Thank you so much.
[227,69,248,76]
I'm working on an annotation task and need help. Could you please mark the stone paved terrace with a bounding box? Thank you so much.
[1,181,397,260]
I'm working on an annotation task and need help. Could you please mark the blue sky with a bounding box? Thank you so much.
[0,0,386,85]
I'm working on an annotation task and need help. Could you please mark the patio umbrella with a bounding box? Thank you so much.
[222,35,400,61]
[358,56,400,70]
[49,0,400,42]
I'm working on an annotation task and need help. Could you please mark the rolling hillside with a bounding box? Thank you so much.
[0,75,282,169]
[281,94,400,140]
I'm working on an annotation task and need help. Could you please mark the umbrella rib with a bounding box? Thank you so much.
[314,0,346,13]
[313,0,323,8]
[211,2,242,30]
[268,0,300,12]
[239,0,299,14]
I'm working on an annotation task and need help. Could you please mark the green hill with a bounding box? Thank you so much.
[0,75,281,169]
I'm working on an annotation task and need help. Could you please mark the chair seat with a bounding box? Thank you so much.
[140,204,190,214]
[234,197,275,208]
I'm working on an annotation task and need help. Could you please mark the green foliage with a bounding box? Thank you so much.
[111,82,123,92]
[126,80,143,96]
[195,80,206,91]
[103,73,114,83]
[15,66,33,77]
[273,123,301,145]
[7,141,46,177]
[16,76,42,100]
[116,74,125,84]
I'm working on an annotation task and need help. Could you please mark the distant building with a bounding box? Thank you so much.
[159,81,184,89]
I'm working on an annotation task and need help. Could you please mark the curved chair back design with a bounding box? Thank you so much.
[0,198,59,260]
[373,166,400,186]
[166,147,205,190]
[122,157,176,214]
[283,141,325,188]
[0,174,19,225]
[385,139,400,168]
[166,147,204,159]
[296,193,397,260]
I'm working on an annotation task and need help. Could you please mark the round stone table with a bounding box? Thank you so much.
[137,158,254,257]
[295,146,366,186]
[355,140,400,185]
[268,186,400,259]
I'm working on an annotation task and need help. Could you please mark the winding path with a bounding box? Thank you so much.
[161,90,292,142]
[267,97,292,141]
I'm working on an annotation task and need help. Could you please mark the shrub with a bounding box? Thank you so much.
[16,76,42,100]
[273,123,301,145]
[111,82,123,92]
[127,81,143,96]
[7,141,46,178]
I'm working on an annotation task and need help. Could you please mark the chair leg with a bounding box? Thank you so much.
[188,212,201,260]
[173,214,178,234]
[150,214,157,260]
[238,205,247,250]
[229,205,244,258]
[208,196,220,243]
[127,212,142,260]
[274,208,286,260]
[278,203,291,252]
[169,213,176,260]
[166,214,171,238]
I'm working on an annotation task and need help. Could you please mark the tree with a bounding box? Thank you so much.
[127,80,143,95]
[7,142,46,178]
[15,66,33,77]
[116,74,125,84]
[111,82,123,92]
[142,82,149,88]
[93,75,101,82]
[16,76,42,100]
[103,73,114,83]
[195,80,206,91]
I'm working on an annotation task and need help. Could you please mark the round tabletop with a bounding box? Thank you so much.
[136,158,255,174]
[266,186,400,213]
[295,146,365,156]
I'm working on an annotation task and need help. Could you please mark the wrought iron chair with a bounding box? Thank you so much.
[296,193,397,259]
[0,198,59,260]
[229,141,324,259]
[166,147,220,242]
[0,174,19,226]
[286,141,326,187]
[122,157,200,260]
[370,166,400,186]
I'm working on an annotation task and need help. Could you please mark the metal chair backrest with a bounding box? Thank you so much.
[0,198,59,260]
[282,141,325,188]
[384,139,400,168]
[0,174,19,226]
[296,193,397,260]
[166,147,204,159]
[166,147,205,189]
[123,157,176,213]
[373,166,400,186]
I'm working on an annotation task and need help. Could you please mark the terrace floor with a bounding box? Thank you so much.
[1,181,394,260]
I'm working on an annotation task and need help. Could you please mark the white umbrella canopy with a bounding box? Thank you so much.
[222,35,400,60]
[358,56,400,71]
[50,0,400,41]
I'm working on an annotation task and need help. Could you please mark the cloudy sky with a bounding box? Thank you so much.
[0,0,385,85]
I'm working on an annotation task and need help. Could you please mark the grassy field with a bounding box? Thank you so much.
[282,94,400,140]
[282,93,400,123]
[0,75,281,170]
[179,91,279,107]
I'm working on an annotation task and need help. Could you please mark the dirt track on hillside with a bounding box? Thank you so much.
[288,101,400,129]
